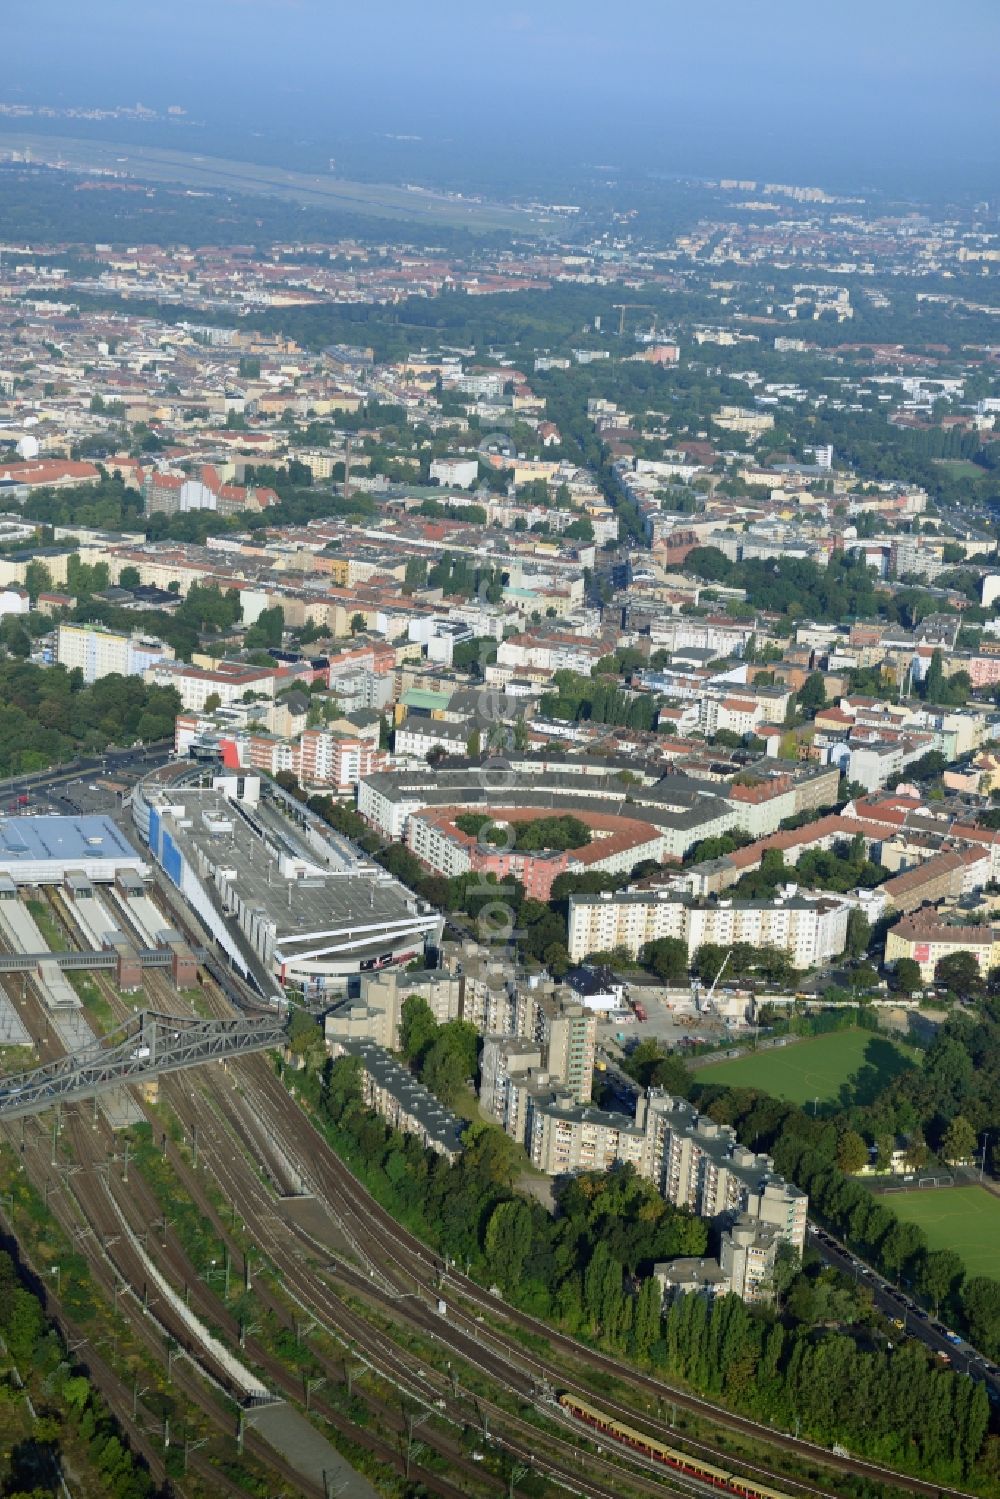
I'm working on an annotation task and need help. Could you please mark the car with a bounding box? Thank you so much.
[946,1332,963,1346]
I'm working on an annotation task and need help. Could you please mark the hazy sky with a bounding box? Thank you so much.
[5,1,999,196]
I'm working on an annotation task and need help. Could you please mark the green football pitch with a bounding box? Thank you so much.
[700,1028,915,1111]
[884,1186,1000,1280]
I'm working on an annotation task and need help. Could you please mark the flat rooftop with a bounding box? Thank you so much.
[149,788,430,958]
[0,814,142,867]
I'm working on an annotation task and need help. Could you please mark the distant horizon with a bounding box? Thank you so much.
[3,1,999,205]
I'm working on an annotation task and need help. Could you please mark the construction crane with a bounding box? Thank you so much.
[612,302,657,337]
[706,948,733,1003]
[692,947,733,1014]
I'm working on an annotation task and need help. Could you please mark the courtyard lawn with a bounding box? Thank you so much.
[884,1185,1000,1281]
[699,1027,916,1111]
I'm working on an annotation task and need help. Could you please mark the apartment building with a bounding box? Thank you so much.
[297,728,388,789]
[655,1215,782,1306]
[479,1038,542,1138]
[450,950,527,1036]
[56,621,174,684]
[329,1038,465,1161]
[538,1001,598,1104]
[329,965,467,1049]
[879,848,983,914]
[394,718,470,760]
[642,1091,806,1250]
[497,631,606,677]
[526,1091,648,1176]
[429,457,479,488]
[143,465,279,517]
[567,888,849,969]
[144,659,299,712]
[721,1218,782,1301]
[885,915,1000,982]
[728,774,799,838]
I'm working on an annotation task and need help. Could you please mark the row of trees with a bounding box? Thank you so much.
[662,1285,989,1482]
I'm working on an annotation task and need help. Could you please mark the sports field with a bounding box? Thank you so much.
[883,1186,1000,1280]
[701,1028,915,1111]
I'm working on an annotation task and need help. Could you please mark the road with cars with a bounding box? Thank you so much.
[0,742,172,818]
[808,1222,998,1395]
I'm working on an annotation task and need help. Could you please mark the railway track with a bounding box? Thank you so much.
[161,1067,709,1499]
[0,892,977,1499]
[163,1059,820,1499]
[229,1058,979,1499]
[23,958,505,1499]
[11,1110,305,1499]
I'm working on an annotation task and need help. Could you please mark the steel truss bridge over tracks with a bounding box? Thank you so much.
[0,1009,293,1120]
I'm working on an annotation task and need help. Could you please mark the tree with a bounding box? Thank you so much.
[622,1039,692,1095]
[917,1248,964,1314]
[942,1115,977,1165]
[935,950,983,995]
[878,1220,924,1282]
[848,962,879,996]
[483,1200,533,1293]
[421,1038,468,1106]
[631,1275,663,1361]
[0,621,30,658]
[399,994,437,1065]
[204,692,222,713]
[892,957,922,995]
[465,727,481,759]
[245,604,284,650]
[844,909,871,961]
[875,1133,895,1173]
[922,647,946,704]
[962,1277,1000,1359]
[24,560,53,601]
[350,612,366,636]
[118,565,141,589]
[640,937,689,984]
[904,1129,929,1172]
[798,671,828,714]
[836,1130,869,1175]
[772,1242,800,1309]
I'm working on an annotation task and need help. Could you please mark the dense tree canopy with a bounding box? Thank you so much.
[0,662,180,773]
